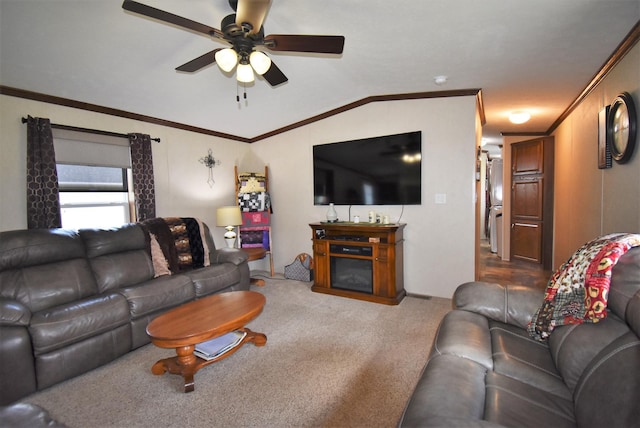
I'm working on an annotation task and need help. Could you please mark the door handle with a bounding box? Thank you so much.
[514,223,538,228]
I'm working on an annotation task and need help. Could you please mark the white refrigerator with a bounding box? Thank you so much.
[488,159,503,255]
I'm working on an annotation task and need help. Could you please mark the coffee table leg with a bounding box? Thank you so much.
[242,328,268,346]
[150,345,199,393]
[150,332,267,393]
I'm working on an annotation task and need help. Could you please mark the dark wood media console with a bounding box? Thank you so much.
[309,222,405,305]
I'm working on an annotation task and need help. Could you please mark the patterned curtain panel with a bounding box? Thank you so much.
[26,116,62,229]
[129,133,156,221]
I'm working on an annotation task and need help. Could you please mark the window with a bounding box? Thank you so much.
[53,128,134,230]
[57,164,132,230]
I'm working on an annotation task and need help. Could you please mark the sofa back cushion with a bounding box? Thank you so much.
[609,246,640,330]
[547,246,640,425]
[0,229,98,313]
[572,330,640,426]
[548,247,640,390]
[80,225,154,293]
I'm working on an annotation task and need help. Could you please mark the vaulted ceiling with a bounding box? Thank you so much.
[1,1,639,153]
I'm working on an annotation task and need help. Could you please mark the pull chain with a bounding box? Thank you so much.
[236,82,248,104]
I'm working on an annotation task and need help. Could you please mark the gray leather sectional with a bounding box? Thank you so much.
[399,246,640,427]
[0,221,250,405]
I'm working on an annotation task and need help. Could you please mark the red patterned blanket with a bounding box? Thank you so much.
[528,233,640,341]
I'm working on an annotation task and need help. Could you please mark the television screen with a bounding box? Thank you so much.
[313,131,422,206]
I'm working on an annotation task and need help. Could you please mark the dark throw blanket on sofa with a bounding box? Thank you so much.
[141,217,210,273]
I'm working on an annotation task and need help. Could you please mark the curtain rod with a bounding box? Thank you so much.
[21,117,161,143]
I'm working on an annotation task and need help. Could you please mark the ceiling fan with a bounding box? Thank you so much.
[122,0,345,86]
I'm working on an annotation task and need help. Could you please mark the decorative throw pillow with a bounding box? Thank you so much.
[149,233,171,277]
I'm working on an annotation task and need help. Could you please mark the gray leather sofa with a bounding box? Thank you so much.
[0,220,250,405]
[400,246,640,427]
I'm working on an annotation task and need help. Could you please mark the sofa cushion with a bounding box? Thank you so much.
[0,403,67,428]
[0,326,36,405]
[81,224,146,258]
[29,292,130,355]
[547,313,630,392]
[0,229,85,269]
[0,258,98,314]
[484,371,576,428]
[628,292,640,336]
[455,282,543,329]
[80,226,155,292]
[36,324,131,389]
[184,263,241,297]
[573,330,640,427]
[430,310,493,369]
[401,354,488,426]
[608,246,640,325]
[489,320,570,399]
[118,274,194,318]
[0,297,31,326]
[89,250,154,293]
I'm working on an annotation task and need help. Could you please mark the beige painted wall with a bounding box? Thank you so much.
[0,94,478,299]
[0,95,251,243]
[552,42,640,267]
[500,41,640,269]
[249,96,478,298]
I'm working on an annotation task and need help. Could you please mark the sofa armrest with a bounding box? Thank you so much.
[453,282,543,329]
[210,248,249,266]
[0,298,31,326]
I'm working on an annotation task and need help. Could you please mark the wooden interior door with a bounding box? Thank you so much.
[510,138,553,267]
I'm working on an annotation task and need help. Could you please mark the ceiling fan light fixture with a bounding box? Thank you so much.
[236,63,255,83]
[215,48,238,72]
[249,51,271,75]
[509,111,531,124]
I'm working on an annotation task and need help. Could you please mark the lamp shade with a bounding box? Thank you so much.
[236,63,255,83]
[216,206,243,227]
[249,51,271,75]
[215,48,238,72]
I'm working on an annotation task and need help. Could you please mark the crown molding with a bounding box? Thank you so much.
[1,85,481,143]
[546,20,640,135]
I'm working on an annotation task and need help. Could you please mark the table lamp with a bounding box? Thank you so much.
[216,206,243,248]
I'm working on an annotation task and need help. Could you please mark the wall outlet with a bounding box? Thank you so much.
[435,193,447,204]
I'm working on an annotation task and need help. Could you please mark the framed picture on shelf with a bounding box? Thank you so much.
[598,105,612,169]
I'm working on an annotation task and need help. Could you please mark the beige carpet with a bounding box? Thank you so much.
[21,277,451,428]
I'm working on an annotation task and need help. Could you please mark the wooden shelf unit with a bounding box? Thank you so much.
[309,222,405,305]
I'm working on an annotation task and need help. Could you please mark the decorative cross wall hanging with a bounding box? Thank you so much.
[199,149,221,187]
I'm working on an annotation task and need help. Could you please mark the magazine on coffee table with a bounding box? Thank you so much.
[194,330,247,360]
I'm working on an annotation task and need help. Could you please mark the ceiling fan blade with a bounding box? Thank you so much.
[262,61,288,86]
[122,0,224,39]
[264,35,345,54]
[176,49,222,73]
[236,0,271,35]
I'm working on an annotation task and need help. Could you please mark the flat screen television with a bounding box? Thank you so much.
[313,131,422,206]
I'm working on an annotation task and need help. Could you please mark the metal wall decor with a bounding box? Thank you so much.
[199,148,221,187]
[607,92,637,164]
[598,105,612,169]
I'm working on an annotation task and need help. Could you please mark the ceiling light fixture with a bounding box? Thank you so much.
[214,48,238,72]
[434,75,448,86]
[215,47,272,83]
[509,111,531,124]
[236,63,254,83]
[249,51,272,75]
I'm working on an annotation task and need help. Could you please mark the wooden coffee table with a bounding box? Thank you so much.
[146,291,267,392]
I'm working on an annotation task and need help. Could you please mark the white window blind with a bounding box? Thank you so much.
[52,128,131,168]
